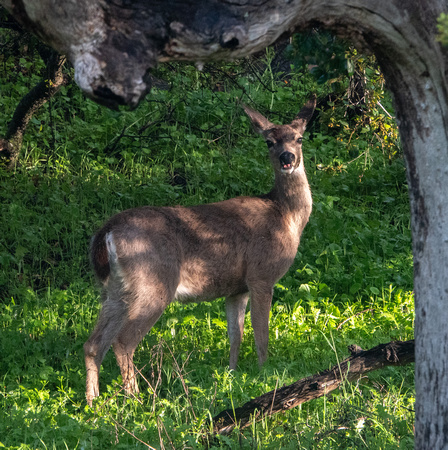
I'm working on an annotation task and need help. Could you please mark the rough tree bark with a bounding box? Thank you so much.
[0,49,68,167]
[213,340,415,435]
[0,1,446,448]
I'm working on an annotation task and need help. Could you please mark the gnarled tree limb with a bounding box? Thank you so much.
[0,49,68,167]
[213,340,415,435]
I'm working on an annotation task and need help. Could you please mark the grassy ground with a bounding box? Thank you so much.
[0,58,414,448]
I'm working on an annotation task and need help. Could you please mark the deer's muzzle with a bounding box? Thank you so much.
[279,152,296,173]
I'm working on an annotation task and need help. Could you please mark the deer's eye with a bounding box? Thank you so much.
[297,137,303,144]
[266,139,274,148]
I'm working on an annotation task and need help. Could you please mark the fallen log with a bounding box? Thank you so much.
[212,340,415,435]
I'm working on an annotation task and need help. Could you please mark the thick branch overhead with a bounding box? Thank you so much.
[1,1,445,115]
[0,0,344,107]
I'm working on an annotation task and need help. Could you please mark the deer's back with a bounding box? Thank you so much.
[90,195,304,298]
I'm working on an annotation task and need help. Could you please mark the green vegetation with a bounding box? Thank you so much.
[437,12,448,46]
[0,45,414,448]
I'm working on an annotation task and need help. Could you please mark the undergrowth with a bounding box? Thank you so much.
[0,48,414,449]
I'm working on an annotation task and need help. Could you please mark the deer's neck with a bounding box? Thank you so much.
[269,166,312,224]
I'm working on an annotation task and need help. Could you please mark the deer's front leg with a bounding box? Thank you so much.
[249,286,273,367]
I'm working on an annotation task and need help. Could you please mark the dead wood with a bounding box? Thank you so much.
[0,49,68,168]
[212,339,415,435]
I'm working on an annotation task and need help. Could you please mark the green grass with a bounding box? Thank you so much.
[0,55,414,448]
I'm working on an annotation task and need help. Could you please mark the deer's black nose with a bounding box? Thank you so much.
[279,152,295,169]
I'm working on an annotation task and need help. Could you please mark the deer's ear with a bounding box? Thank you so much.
[291,95,317,133]
[243,105,274,134]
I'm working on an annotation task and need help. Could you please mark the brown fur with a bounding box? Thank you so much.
[84,97,316,405]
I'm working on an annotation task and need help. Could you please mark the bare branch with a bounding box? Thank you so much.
[212,340,415,435]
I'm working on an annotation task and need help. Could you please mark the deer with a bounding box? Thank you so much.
[84,96,316,405]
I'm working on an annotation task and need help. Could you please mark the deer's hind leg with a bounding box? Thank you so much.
[111,272,175,398]
[226,292,249,370]
[84,283,129,406]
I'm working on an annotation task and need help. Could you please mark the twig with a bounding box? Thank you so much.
[346,151,367,165]
[134,362,157,397]
[157,416,176,450]
[269,378,279,415]
[165,340,197,420]
[376,101,394,119]
[337,308,375,330]
[109,416,157,449]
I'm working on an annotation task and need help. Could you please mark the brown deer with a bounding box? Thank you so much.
[84,96,316,405]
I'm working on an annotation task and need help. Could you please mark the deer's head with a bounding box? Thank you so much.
[243,96,316,176]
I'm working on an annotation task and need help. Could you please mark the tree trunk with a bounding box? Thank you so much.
[1,1,447,448]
